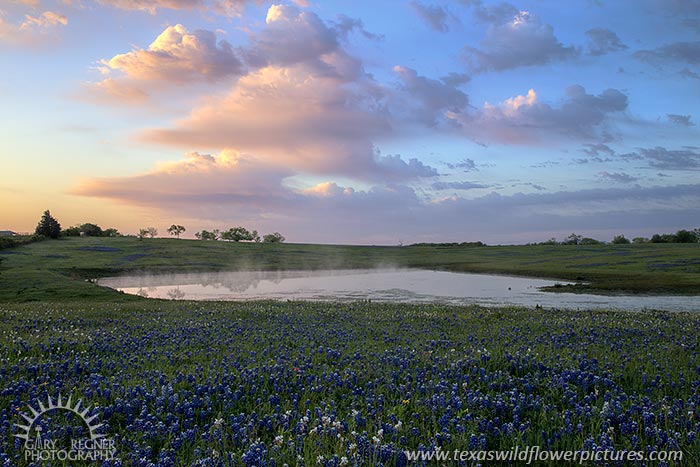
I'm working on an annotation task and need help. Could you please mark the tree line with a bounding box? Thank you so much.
[538,229,700,245]
[33,211,285,243]
[34,210,120,239]
[194,227,285,243]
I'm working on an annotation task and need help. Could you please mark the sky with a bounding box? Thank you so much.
[1,0,698,245]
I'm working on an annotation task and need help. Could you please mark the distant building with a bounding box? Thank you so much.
[0,230,17,237]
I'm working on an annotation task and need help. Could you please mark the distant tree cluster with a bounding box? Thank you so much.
[222,227,259,242]
[409,241,486,247]
[262,232,285,243]
[137,227,158,240]
[30,212,286,243]
[194,227,285,243]
[62,222,120,237]
[648,229,699,243]
[538,229,700,245]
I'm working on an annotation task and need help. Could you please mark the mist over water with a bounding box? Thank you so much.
[97,269,699,312]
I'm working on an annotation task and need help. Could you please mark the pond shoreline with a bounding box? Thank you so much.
[97,268,699,312]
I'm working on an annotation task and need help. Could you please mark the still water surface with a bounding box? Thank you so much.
[97,269,699,311]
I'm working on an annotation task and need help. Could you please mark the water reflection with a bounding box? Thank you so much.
[97,269,699,312]
[166,287,186,300]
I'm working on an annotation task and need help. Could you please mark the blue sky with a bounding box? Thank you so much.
[1,0,698,244]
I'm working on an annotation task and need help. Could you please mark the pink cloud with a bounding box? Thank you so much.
[83,78,149,104]
[89,5,368,102]
[102,24,244,84]
[0,10,67,45]
[73,153,700,244]
[73,150,296,218]
[95,0,258,16]
[138,64,434,181]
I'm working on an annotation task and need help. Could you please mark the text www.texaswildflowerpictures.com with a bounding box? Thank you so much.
[404,446,683,464]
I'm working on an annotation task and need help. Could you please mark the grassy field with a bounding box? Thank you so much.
[1,238,699,465]
[1,236,699,302]
[1,302,697,466]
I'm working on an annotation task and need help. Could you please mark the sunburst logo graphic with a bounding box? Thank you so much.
[14,393,105,442]
[14,393,116,462]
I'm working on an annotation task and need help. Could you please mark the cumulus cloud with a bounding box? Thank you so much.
[89,4,447,182]
[585,28,627,56]
[141,65,378,154]
[392,65,469,126]
[92,4,369,100]
[244,5,340,69]
[447,85,628,143]
[140,64,439,181]
[410,1,449,32]
[93,2,370,93]
[243,5,374,79]
[463,10,578,72]
[101,24,244,84]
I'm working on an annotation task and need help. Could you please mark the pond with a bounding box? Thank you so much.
[97,269,699,311]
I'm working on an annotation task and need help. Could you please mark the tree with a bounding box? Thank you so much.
[222,226,255,242]
[262,232,285,243]
[35,210,61,239]
[167,224,186,239]
[612,234,630,244]
[103,228,120,237]
[632,237,648,244]
[579,237,602,245]
[80,223,103,237]
[563,233,582,245]
[63,225,81,237]
[649,234,665,243]
[137,228,149,240]
[195,230,218,241]
[146,227,158,238]
[675,229,697,243]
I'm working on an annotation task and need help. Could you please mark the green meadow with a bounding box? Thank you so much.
[1,236,699,302]
[1,238,699,466]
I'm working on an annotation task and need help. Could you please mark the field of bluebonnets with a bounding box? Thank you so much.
[1,301,698,466]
